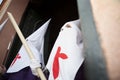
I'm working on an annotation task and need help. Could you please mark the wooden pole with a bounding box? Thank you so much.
[0,0,12,21]
[7,12,46,80]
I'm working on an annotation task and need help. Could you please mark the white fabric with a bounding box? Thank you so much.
[7,19,51,73]
[30,59,41,76]
[46,19,84,80]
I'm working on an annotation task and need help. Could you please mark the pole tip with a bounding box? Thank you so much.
[7,12,11,16]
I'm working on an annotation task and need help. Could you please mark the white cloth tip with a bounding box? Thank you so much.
[30,59,41,76]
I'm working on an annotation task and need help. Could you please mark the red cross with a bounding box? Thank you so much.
[52,46,68,79]
[10,53,21,66]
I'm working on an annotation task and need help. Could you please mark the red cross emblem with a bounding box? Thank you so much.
[52,46,68,79]
[10,53,21,66]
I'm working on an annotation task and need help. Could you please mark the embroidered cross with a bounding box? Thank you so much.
[52,46,68,79]
[10,53,21,66]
